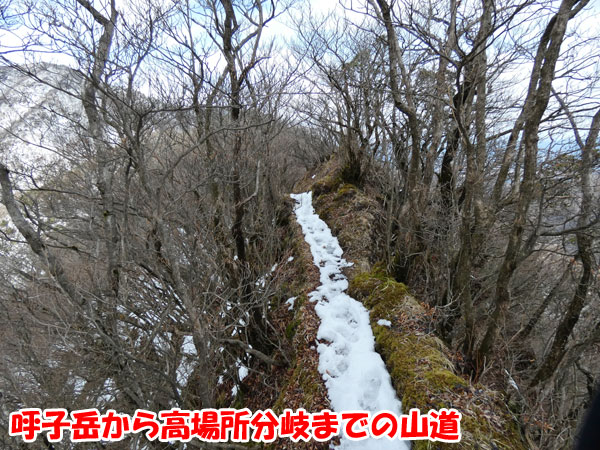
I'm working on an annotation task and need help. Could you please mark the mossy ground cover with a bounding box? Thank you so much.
[313,182,384,275]
[349,268,525,449]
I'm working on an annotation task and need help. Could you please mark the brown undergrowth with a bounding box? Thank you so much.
[216,196,330,450]
[264,197,333,450]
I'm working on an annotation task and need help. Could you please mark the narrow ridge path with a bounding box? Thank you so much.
[292,192,409,450]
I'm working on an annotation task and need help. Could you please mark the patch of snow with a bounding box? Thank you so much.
[181,335,197,355]
[311,174,316,179]
[286,296,297,310]
[377,319,392,327]
[230,359,250,395]
[232,358,249,382]
[176,335,197,389]
[255,276,266,288]
[71,376,86,396]
[99,378,117,405]
[287,256,294,262]
[255,262,282,289]
[291,191,409,450]
[504,369,520,392]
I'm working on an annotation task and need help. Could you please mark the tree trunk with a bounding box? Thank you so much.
[476,0,588,369]
[530,107,600,387]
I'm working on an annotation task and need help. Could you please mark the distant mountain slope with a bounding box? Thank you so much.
[0,64,83,168]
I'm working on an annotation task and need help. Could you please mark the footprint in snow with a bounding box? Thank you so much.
[359,369,382,410]
[336,359,349,374]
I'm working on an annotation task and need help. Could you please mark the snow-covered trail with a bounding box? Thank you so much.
[291,192,409,450]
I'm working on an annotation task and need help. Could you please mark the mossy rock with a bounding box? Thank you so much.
[348,264,389,295]
[350,268,526,450]
[334,182,358,199]
[312,181,384,274]
[312,171,343,198]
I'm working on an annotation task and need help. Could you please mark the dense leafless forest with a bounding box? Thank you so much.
[0,0,598,448]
